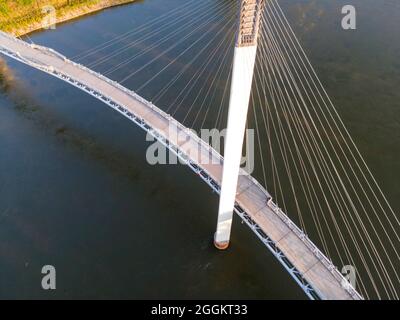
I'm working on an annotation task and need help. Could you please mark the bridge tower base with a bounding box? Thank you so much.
[214,0,264,250]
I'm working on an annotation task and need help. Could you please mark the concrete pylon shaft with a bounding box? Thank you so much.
[214,0,265,250]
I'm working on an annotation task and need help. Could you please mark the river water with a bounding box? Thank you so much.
[0,0,399,299]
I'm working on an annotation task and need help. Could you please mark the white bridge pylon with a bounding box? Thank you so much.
[215,0,266,249]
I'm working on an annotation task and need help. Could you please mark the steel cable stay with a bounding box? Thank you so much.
[118,2,235,85]
[261,13,386,300]
[266,6,399,299]
[98,0,228,74]
[258,32,371,298]
[270,0,400,298]
[246,0,400,299]
[91,0,230,73]
[72,0,201,61]
[272,0,400,234]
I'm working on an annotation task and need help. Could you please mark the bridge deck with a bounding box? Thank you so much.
[0,31,361,300]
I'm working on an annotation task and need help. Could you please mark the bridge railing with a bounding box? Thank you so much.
[267,200,361,299]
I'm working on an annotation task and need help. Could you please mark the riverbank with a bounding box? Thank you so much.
[0,0,135,36]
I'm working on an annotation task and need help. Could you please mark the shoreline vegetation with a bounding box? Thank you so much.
[0,0,136,36]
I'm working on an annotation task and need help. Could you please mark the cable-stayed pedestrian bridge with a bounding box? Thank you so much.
[0,30,361,300]
[1,0,399,301]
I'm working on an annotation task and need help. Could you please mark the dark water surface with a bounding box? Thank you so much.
[0,0,399,299]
